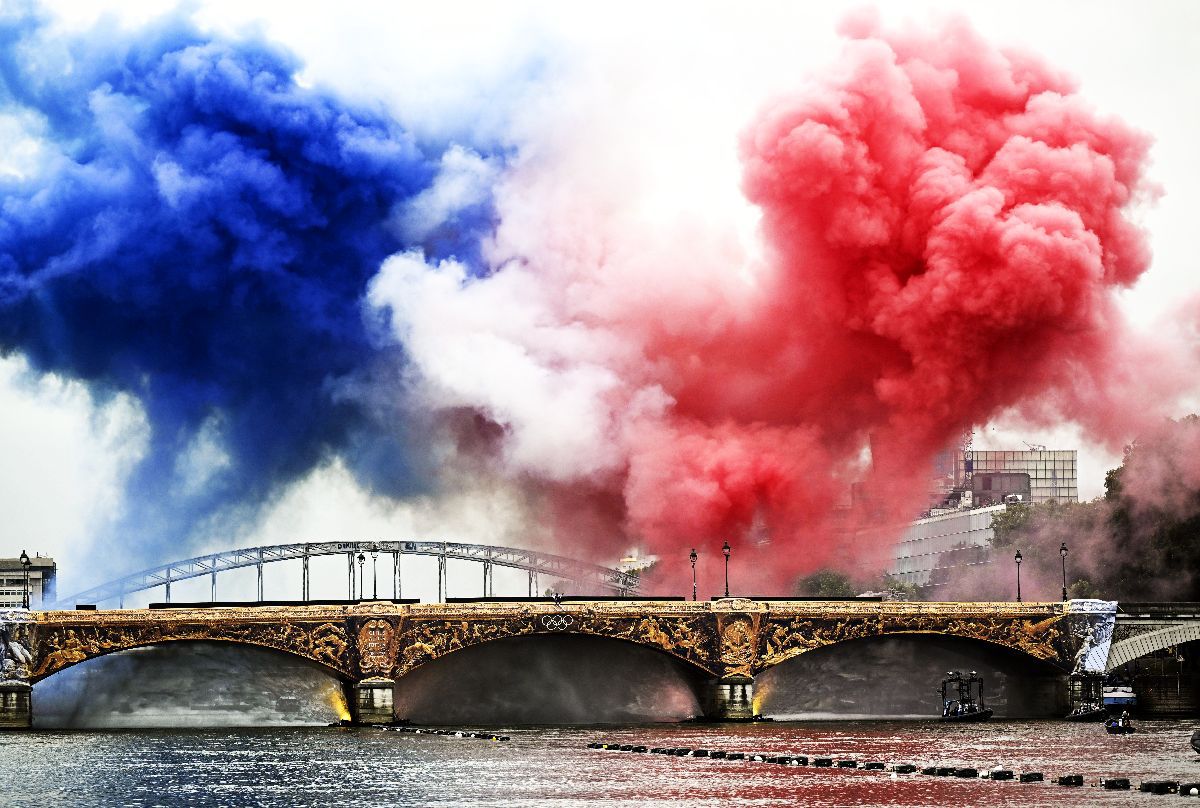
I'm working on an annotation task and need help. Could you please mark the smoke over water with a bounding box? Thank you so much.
[34,643,346,728]
[378,14,1173,591]
[1,8,1183,592]
[0,10,504,574]
[395,636,702,724]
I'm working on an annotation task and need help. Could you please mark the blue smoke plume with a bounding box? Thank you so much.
[0,10,504,574]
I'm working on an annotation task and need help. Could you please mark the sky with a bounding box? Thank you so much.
[2,0,1198,599]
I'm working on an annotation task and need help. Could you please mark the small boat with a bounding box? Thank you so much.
[939,671,993,723]
[1190,730,1200,755]
[1105,713,1135,734]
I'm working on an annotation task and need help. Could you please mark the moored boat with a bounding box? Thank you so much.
[1065,704,1107,722]
[939,671,993,723]
[1102,685,1137,712]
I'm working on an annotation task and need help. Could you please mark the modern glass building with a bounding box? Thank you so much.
[964,449,1078,504]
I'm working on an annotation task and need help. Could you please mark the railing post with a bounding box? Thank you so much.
[438,555,446,603]
[210,569,216,602]
[302,551,310,602]
[393,551,400,600]
[165,568,171,604]
[256,553,264,602]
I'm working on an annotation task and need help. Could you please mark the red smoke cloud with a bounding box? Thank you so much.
[384,16,1175,594]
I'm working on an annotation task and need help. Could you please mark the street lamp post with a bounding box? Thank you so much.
[1060,542,1069,601]
[371,550,379,600]
[722,542,731,598]
[19,550,30,609]
[1014,550,1022,603]
[357,553,366,601]
[689,548,698,601]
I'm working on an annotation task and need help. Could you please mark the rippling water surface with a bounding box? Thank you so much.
[3,720,1199,807]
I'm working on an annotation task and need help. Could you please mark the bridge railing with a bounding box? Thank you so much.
[53,540,641,608]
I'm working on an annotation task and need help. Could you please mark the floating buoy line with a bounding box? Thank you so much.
[585,742,1200,795]
[381,726,510,741]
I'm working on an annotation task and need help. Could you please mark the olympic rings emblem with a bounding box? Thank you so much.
[540,614,574,631]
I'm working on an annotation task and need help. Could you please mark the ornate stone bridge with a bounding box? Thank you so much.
[0,598,1123,728]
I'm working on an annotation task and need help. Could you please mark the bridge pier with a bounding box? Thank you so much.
[351,678,396,725]
[0,683,31,730]
[704,675,756,722]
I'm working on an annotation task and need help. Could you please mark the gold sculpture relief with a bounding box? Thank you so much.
[25,601,1081,683]
[31,617,353,679]
[719,618,756,678]
[357,619,395,675]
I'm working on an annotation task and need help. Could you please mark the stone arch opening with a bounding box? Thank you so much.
[395,633,713,724]
[755,633,1067,719]
[32,640,349,728]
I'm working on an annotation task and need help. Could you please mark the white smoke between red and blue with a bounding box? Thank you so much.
[0,8,1188,592]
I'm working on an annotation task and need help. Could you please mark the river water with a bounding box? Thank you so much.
[2,719,1198,807]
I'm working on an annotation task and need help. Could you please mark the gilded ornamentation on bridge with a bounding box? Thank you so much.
[357,619,395,675]
[19,600,1104,686]
[392,606,721,677]
[718,617,756,678]
[30,609,354,680]
[758,603,1072,670]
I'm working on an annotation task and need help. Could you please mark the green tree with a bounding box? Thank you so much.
[795,569,856,597]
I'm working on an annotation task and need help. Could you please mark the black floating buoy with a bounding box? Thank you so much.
[632,745,648,753]
[1180,782,1200,797]
[863,762,885,771]
[675,749,691,757]
[1101,778,1130,790]
[792,755,809,766]
[954,768,979,778]
[587,742,601,749]
[770,756,790,765]
[920,766,938,776]
[891,764,917,774]
[837,760,858,768]
[726,752,745,761]
[987,770,1014,781]
[1139,781,1179,795]
[935,767,954,777]
[1019,773,1043,783]
[1055,774,1084,787]
[813,758,833,767]
[692,749,710,758]
[619,744,634,752]
[749,754,765,762]
[709,751,727,759]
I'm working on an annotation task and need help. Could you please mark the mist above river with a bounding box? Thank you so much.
[757,635,1067,719]
[395,635,703,724]
[34,642,347,728]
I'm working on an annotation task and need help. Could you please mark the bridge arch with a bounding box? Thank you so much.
[29,616,355,683]
[393,608,720,680]
[754,631,1068,717]
[392,632,711,724]
[1105,623,1200,672]
[56,541,641,607]
[30,635,351,685]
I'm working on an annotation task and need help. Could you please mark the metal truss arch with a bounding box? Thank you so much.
[54,541,641,607]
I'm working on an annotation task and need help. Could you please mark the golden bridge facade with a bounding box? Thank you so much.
[0,598,1122,728]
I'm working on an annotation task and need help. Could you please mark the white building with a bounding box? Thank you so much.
[0,554,57,608]
[888,504,1008,588]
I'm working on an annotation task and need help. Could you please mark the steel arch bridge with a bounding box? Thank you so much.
[54,541,642,608]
